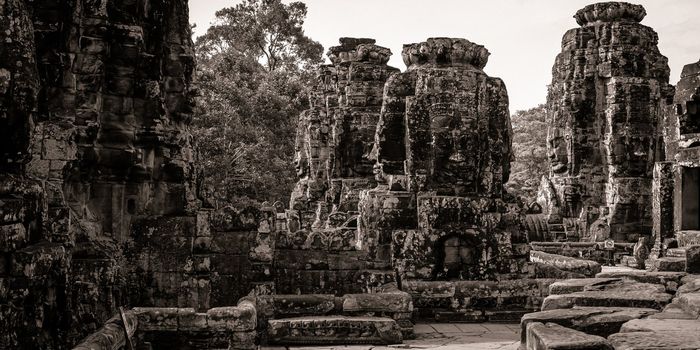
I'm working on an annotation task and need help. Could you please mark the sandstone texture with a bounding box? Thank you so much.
[536,1,674,244]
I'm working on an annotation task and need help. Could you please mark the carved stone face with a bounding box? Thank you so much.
[429,103,477,186]
[548,129,570,175]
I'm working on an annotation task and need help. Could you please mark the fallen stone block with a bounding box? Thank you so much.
[548,278,620,295]
[525,322,613,350]
[609,331,700,350]
[619,318,700,333]
[676,292,700,318]
[649,257,686,272]
[595,270,686,293]
[530,251,602,277]
[342,292,412,313]
[521,306,658,341]
[686,246,700,273]
[267,316,402,345]
[542,290,673,311]
[648,303,698,320]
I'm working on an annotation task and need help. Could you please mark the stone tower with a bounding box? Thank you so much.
[538,2,674,243]
[360,38,526,281]
[288,38,399,232]
[279,38,400,294]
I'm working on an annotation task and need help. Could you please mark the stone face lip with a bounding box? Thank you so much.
[401,37,489,70]
[574,2,646,26]
[327,37,392,65]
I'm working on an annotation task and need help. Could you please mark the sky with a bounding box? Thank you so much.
[188,0,700,113]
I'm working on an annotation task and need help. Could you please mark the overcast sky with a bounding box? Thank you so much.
[189,0,700,113]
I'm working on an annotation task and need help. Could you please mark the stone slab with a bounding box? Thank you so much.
[530,251,602,277]
[608,331,700,350]
[267,316,402,345]
[619,318,700,333]
[548,278,620,295]
[520,306,658,342]
[686,246,700,273]
[595,270,686,292]
[525,322,613,350]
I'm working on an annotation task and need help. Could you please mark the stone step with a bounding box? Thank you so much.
[525,322,613,350]
[267,316,402,345]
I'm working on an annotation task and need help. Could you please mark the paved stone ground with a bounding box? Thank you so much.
[269,323,521,350]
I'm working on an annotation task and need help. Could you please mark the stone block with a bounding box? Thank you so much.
[685,245,700,273]
[267,316,402,345]
[530,251,601,277]
[649,257,686,272]
[608,331,700,350]
[619,318,700,333]
[521,306,658,342]
[132,307,179,331]
[342,292,413,313]
[541,280,672,311]
[207,303,257,331]
[525,322,613,350]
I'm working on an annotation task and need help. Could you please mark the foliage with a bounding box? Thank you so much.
[192,0,323,208]
[507,104,548,204]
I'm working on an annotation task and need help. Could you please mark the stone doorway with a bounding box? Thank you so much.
[681,167,700,230]
[434,233,479,280]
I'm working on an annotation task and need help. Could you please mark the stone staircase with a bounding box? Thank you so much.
[518,270,700,349]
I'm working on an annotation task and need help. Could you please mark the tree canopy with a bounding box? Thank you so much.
[507,104,548,204]
[193,0,323,208]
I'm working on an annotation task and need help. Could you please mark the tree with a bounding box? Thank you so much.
[506,104,548,204]
[192,0,323,208]
[196,0,323,72]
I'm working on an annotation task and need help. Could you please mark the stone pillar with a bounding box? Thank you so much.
[651,161,675,258]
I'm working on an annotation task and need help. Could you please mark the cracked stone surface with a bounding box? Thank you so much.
[261,323,521,350]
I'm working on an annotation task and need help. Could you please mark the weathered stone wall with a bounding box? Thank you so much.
[0,0,204,347]
[651,59,700,254]
[538,2,674,243]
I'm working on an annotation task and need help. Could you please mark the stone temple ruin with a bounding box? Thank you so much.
[1,1,700,350]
